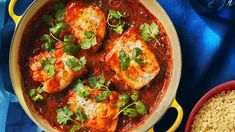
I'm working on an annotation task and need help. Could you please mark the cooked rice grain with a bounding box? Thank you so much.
[192,90,235,132]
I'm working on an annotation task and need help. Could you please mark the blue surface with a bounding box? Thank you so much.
[1,0,235,131]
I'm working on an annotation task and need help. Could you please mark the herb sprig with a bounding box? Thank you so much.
[107,9,125,34]
[65,56,86,72]
[88,74,112,102]
[56,105,87,131]
[113,91,147,119]
[72,79,90,97]
[140,22,160,45]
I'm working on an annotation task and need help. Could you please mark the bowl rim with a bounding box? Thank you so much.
[185,80,235,132]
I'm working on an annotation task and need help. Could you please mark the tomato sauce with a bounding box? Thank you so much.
[20,0,172,131]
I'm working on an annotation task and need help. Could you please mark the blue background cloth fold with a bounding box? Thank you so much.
[1,0,235,131]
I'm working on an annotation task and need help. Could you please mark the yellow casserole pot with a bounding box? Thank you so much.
[9,0,183,131]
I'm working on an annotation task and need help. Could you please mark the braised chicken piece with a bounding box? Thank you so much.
[105,28,160,90]
[67,87,120,132]
[29,43,87,93]
[64,2,106,52]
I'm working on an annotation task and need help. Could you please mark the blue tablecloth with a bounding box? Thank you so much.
[1,0,235,131]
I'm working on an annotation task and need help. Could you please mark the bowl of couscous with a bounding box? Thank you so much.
[185,81,235,132]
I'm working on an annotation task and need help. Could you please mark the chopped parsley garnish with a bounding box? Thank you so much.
[95,90,112,102]
[56,106,74,124]
[53,3,65,22]
[72,79,90,97]
[41,34,55,51]
[119,50,130,71]
[49,22,67,35]
[132,47,143,65]
[140,22,160,45]
[75,106,87,122]
[81,31,97,49]
[65,56,86,72]
[113,91,147,119]
[41,57,56,76]
[107,9,125,34]
[29,87,44,102]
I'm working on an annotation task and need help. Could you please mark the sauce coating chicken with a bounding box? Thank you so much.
[105,28,160,90]
[29,44,86,93]
[65,2,106,52]
[67,87,120,132]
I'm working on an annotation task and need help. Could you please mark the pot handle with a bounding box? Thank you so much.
[8,0,21,24]
[148,99,183,132]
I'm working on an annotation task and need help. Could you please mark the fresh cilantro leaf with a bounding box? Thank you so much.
[119,93,130,103]
[109,9,123,19]
[56,106,74,124]
[29,89,36,97]
[63,44,80,55]
[116,93,130,108]
[135,101,147,115]
[65,56,86,72]
[44,65,55,76]
[115,102,125,108]
[88,74,107,89]
[95,90,111,102]
[50,22,67,35]
[41,34,55,51]
[32,94,43,102]
[132,47,143,65]
[41,57,56,66]
[84,31,95,38]
[70,125,82,132]
[64,35,74,44]
[123,108,138,118]
[119,50,130,71]
[36,87,44,94]
[73,79,90,97]
[41,57,56,76]
[79,56,86,66]
[29,87,44,102]
[140,22,160,42]
[88,76,96,88]
[41,58,56,75]
[81,31,97,49]
[112,24,124,34]
[42,14,53,25]
[131,91,139,101]
[55,7,65,22]
[76,106,87,122]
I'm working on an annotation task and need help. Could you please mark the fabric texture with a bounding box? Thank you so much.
[0,0,235,131]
